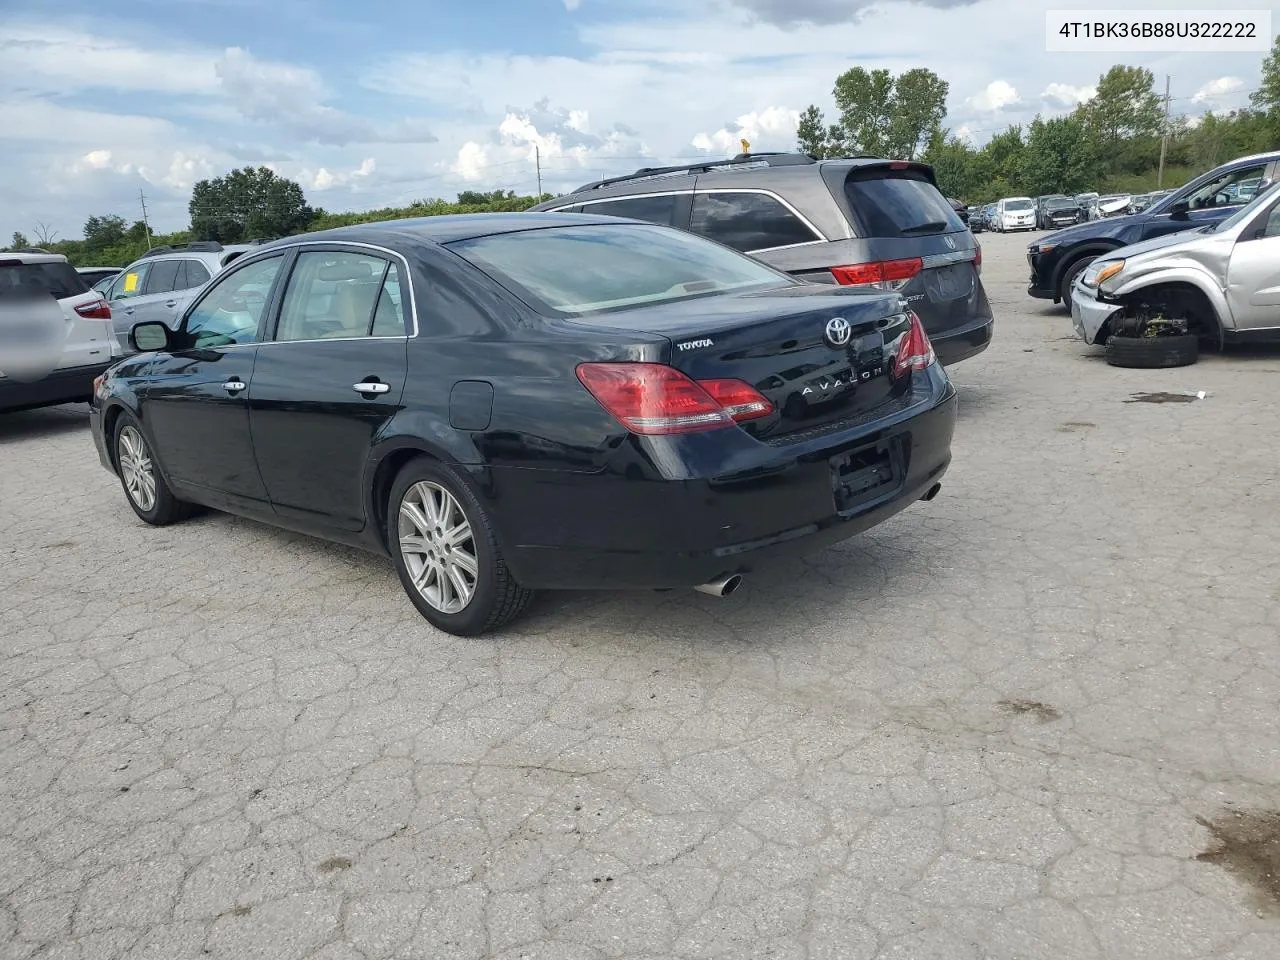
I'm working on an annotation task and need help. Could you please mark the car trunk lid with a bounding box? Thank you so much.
[581,284,923,441]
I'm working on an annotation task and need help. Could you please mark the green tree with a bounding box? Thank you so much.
[456,189,516,205]
[83,214,127,252]
[796,104,839,158]
[1250,34,1280,115]
[189,166,314,243]
[1020,114,1095,195]
[9,231,30,250]
[801,66,949,160]
[887,68,951,159]
[1075,64,1167,166]
[920,129,978,199]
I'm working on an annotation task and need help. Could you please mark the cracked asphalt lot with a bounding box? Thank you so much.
[3,231,1279,959]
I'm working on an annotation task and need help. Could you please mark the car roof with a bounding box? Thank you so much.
[0,252,69,264]
[253,213,642,250]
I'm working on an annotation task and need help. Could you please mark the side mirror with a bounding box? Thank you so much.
[1169,200,1190,221]
[130,321,171,353]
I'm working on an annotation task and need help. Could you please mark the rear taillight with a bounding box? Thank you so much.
[697,378,773,422]
[830,257,922,291]
[75,299,111,319]
[575,363,773,435]
[893,312,936,377]
[973,243,982,273]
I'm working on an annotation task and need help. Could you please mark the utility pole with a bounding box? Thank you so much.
[138,189,154,249]
[1157,74,1171,189]
[535,145,543,199]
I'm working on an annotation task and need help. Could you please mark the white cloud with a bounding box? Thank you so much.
[1041,82,1097,108]
[0,23,219,95]
[564,0,583,9]
[953,124,977,144]
[299,158,378,191]
[966,80,1020,112]
[691,106,800,154]
[1192,76,1246,104]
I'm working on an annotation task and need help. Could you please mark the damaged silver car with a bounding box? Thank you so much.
[1070,179,1280,367]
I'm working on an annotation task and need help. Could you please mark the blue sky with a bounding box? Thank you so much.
[1,0,1273,241]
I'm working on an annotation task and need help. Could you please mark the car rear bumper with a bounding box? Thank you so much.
[0,361,114,413]
[931,314,993,365]
[492,382,957,590]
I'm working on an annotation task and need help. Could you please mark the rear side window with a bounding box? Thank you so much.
[144,259,181,295]
[842,169,965,238]
[177,260,211,290]
[0,260,88,300]
[580,195,679,226]
[691,192,820,252]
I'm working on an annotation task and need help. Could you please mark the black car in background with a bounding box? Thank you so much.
[90,214,956,635]
[1037,196,1081,230]
[948,197,969,225]
[1029,152,1280,303]
[968,206,985,233]
[531,153,992,366]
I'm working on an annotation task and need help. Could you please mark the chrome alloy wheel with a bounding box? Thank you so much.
[118,425,157,512]
[398,481,478,614]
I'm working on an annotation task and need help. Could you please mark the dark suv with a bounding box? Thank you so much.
[1028,151,1280,305]
[531,153,993,365]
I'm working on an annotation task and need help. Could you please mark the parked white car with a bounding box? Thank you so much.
[995,197,1036,232]
[1,252,121,412]
[1070,179,1280,365]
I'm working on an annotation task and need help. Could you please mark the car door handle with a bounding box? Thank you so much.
[164,300,177,308]
[223,379,247,392]
[123,307,134,315]
[353,381,390,395]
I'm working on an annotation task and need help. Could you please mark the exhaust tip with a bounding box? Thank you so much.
[920,482,942,502]
[694,574,743,598]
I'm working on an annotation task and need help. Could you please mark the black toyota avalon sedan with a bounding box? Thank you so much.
[90,214,956,635]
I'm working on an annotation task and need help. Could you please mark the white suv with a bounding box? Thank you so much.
[0,251,120,413]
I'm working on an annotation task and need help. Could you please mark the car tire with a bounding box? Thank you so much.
[388,457,534,636]
[113,414,192,525]
[1057,256,1098,306]
[1104,334,1200,368]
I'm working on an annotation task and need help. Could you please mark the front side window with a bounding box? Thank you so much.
[691,192,820,252]
[448,222,790,317]
[580,194,679,226]
[1168,164,1268,212]
[180,255,283,348]
[111,261,151,300]
[275,251,392,342]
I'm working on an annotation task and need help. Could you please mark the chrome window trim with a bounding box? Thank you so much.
[547,187,830,251]
[546,190,692,212]
[240,239,421,345]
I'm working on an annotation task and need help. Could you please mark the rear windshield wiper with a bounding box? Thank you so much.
[899,221,948,235]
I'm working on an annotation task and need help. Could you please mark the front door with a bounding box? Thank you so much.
[141,254,286,503]
[1226,202,1280,332]
[1139,161,1273,242]
[248,248,410,531]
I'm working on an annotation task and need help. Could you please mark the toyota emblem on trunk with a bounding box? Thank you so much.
[824,316,852,347]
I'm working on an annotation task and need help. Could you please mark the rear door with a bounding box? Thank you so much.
[130,258,183,327]
[248,246,409,531]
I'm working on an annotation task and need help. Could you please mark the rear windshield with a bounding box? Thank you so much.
[842,169,966,238]
[0,260,89,300]
[447,223,790,317]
